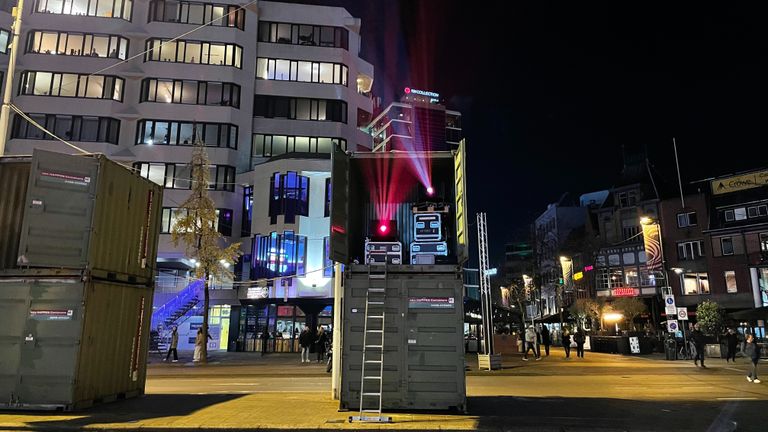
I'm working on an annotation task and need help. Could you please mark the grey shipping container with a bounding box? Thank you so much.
[0,158,31,270]
[16,150,163,284]
[0,269,153,410]
[340,264,466,411]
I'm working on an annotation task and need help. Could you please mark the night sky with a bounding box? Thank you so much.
[289,1,768,263]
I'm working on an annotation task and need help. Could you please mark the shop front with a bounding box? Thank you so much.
[234,299,333,353]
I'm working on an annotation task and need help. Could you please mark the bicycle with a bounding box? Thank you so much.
[678,340,696,360]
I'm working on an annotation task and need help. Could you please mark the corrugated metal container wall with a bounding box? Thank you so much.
[0,271,152,410]
[16,150,163,283]
[0,160,30,270]
[341,265,466,411]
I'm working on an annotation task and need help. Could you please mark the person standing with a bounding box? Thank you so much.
[315,325,328,363]
[193,328,204,362]
[744,334,761,383]
[299,325,312,363]
[164,326,179,362]
[523,325,541,361]
[574,328,586,358]
[690,323,706,368]
[562,330,572,359]
[724,328,739,363]
[260,327,270,355]
[540,325,552,357]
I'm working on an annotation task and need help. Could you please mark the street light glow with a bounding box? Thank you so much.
[603,312,624,322]
[640,216,653,225]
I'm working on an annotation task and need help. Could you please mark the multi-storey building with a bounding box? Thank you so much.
[0,0,374,352]
[366,87,462,152]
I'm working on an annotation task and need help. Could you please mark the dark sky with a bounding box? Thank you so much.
[290,1,768,263]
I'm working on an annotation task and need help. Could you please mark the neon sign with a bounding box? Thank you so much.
[612,287,639,297]
[404,87,440,98]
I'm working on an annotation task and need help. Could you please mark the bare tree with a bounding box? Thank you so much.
[613,297,647,331]
[172,139,241,364]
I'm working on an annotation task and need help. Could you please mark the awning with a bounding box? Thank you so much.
[729,306,768,321]
[537,311,572,324]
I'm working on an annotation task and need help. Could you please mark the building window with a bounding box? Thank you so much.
[677,240,704,260]
[324,178,331,218]
[253,95,347,123]
[160,207,232,235]
[251,231,307,278]
[268,172,310,224]
[724,270,738,293]
[682,272,709,295]
[241,186,252,237]
[12,113,119,144]
[34,0,133,20]
[323,236,333,278]
[136,119,237,148]
[251,134,346,167]
[134,162,234,191]
[140,78,240,108]
[19,71,124,101]
[27,30,129,59]
[760,233,768,252]
[596,268,609,290]
[257,21,348,50]
[724,208,747,222]
[617,191,638,208]
[609,268,623,289]
[256,57,348,86]
[148,1,245,30]
[622,225,640,241]
[747,205,768,218]
[144,38,242,68]
[721,237,734,256]
[677,211,697,227]
[0,29,9,54]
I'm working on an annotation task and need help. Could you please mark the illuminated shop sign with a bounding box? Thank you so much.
[404,87,440,99]
[612,287,640,297]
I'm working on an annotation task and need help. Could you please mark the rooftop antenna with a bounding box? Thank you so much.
[673,138,685,208]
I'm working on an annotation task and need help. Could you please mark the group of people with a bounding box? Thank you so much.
[161,326,209,363]
[521,324,586,361]
[298,325,330,364]
[688,324,762,383]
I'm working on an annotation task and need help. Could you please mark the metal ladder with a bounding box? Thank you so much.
[350,264,391,423]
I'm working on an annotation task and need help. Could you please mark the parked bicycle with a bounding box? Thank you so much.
[678,339,696,360]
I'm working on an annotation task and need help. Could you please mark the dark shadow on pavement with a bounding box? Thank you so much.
[3,394,244,431]
[469,396,765,432]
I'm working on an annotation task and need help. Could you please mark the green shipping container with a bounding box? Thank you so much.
[0,269,153,410]
[16,150,163,285]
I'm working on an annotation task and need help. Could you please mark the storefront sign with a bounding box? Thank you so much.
[404,87,440,98]
[29,309,73,320]
[711,169,768,195]
[641,222,662,271]
[573,271,584,281]
[629,336,641,354]
[409,297,455,309]
[612,287,639,297]
[247,287,269,299]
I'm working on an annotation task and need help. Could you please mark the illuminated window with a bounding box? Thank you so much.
[27,31,128,59]
[760,233,768,252]
[682,272,709,295]
[323,237,333,278]
[136,119,237,148]
[725,271,737,293]
[133,162,234,191]
[159,207,231,235]
[0,29,9,54]
[140,78,240,108]
[250,134,346,167]
[20,71,124,101]
[34,0,133,20]
[268,172,310,224]
[258,21,348,50]
[241,186,252,237]
[256,57,348,86]
[144,38,242,68]
[251,231,307,279]
[149,1,245,29]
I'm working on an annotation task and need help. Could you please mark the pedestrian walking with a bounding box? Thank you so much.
[574,328,586,358]
[522,325,541,361]
[724,328,739,363]
[299,325,312,363]
[540,325,551,357]
[260,327,270,355]
[315,325,328,363]
[690,323,706,368]
[563,330,572,359]
[164,326,179,362]
[744,334,761,383]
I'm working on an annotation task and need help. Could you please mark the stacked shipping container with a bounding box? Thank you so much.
[0,150,162,410]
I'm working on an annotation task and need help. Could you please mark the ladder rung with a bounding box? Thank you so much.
[366,329,384,333]
[369,274,386,279]
[363,376,382,380]
[362,393,381,396]
[367,301,384,305]
[361,409,382,413]
[364,360,382,363]
[368,289,386,293]
[367,315,384,319]
[365,345,383,348]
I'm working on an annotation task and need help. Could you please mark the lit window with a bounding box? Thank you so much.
[725,271,737,293]
[682,272,709,295]
[251,231,308,278]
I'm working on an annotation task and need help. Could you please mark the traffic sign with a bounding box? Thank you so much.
[664,294,677,316]
[666,320,679,333]
[677,307,689,321]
